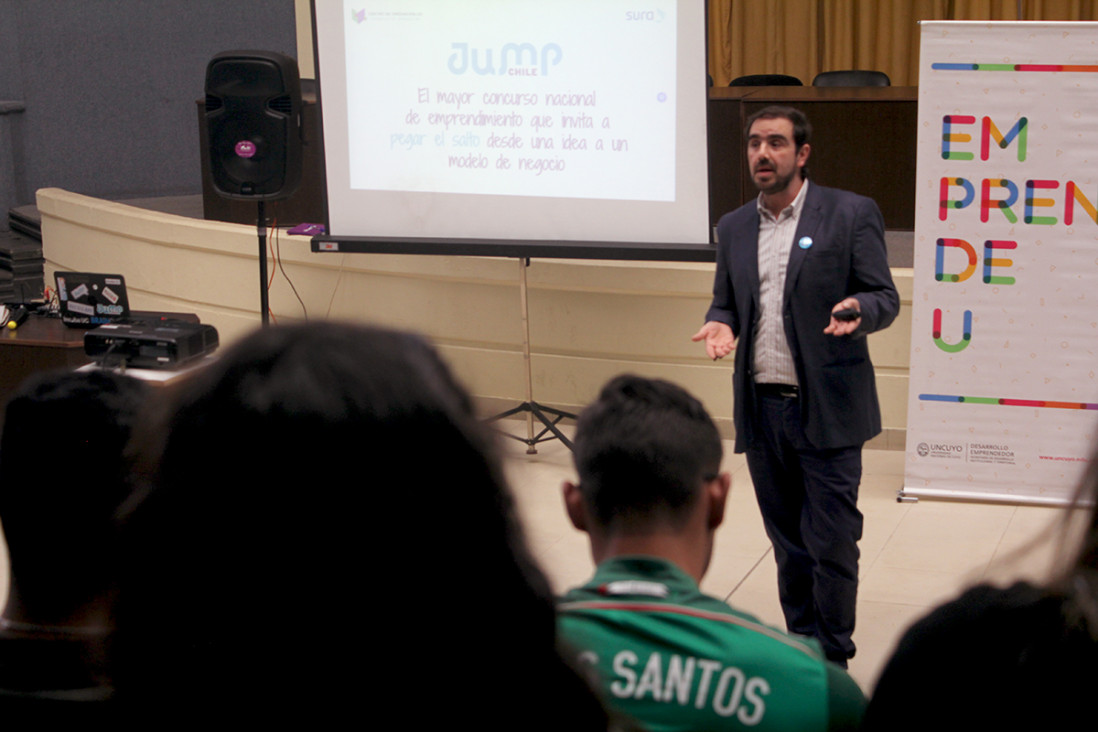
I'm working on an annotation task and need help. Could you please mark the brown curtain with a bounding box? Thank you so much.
[708,0,819,86]
[708,0,1098,88]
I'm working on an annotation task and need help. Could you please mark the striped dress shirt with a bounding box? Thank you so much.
[752,179,809,386]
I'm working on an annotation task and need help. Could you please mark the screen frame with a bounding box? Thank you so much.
[308,0,715,262]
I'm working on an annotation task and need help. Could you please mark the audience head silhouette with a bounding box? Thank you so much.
[564,374,730,580]
[112,322,606,727]
[0,370,148,625]
[0,369,148,712]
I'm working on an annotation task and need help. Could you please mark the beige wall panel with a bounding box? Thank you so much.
[530,289,710,361]
[531,352,737,428]
[868,270,914,371]
[436,345,527,403]
[878,373,909,432]
[323,266,522,346]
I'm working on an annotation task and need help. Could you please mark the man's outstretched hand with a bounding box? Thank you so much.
[692,321,736,360]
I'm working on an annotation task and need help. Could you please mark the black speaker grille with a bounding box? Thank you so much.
[205,51,302,200]
[268,95,293,116]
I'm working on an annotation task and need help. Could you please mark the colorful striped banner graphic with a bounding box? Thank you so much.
[919,393,1098,410]
[932,63,1098,72]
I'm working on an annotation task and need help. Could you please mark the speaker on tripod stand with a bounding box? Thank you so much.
[204,51,302,324]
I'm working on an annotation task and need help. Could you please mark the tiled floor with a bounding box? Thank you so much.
[498,423,1073,695]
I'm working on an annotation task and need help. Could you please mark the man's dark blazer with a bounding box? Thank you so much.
[705,182,899,453]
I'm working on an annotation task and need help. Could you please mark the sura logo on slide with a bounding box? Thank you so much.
[626,9,667,22]
[448,42,563,77]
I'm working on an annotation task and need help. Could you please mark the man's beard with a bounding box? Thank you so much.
[753,161,796,195]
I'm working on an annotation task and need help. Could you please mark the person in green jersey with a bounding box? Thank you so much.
[558,375,865,731]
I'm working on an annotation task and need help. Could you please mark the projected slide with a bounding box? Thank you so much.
[315,0,709,246]
[343,1,677,202]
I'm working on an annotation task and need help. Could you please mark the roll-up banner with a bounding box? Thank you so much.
[905,21,1098,504]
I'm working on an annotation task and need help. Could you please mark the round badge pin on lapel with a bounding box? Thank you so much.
[798,236,813,249]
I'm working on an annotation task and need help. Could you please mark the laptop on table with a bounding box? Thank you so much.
[53,272,131,328]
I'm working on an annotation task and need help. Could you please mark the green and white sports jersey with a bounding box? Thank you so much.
[558,557,864,732]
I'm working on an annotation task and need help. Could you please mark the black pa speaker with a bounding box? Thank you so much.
[204,51,302,200]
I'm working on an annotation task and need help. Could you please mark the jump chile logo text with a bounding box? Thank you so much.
[448,42,562,77]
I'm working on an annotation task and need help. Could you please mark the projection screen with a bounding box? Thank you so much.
[310,0,713,260]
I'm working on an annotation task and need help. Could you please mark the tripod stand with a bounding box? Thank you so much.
[486,258,576,453]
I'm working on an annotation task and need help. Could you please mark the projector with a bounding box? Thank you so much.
[84,321,219,369]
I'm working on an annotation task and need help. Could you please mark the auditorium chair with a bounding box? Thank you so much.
[812,70,891,87]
